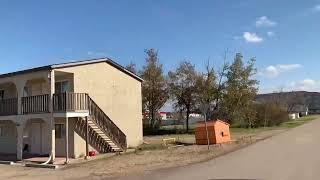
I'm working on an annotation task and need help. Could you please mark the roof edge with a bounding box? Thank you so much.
[0,57,143,82]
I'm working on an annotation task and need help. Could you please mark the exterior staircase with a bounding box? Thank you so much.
[85,95,127,152]
[87,118,122,152]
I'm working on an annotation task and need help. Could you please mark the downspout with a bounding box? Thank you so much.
[42,69,55,165]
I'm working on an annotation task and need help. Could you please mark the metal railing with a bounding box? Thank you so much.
[0,98,18,116]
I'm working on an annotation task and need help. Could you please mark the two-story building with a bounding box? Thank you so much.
[0,58,143,163]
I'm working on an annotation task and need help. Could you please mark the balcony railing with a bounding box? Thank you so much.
[22,94,50,114]
[53,93,89,112]
[0,98,18,116]
[0,93,90,115]
[18,93,89,114]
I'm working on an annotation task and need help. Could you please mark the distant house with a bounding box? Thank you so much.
[189,113,203,118]
[289,104,309,117]
[159,112,167,120]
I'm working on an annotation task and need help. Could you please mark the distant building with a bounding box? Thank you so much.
[159,112,167,120]
[289,104,309,117]
[189,113,203,118]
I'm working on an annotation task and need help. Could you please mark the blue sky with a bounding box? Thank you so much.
[0,0,319,93]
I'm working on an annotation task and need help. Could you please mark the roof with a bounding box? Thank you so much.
[0,57,143,82]
[197,119,230,127]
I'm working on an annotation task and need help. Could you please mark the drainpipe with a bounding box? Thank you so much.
[42,70,55,164]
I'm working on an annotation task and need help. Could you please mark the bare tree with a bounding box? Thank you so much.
[125,62,137,74]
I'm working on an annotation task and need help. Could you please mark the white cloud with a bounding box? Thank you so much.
[243,32,263,43]
[313,4,320,12]
[259,79,320,93]
[288,79,320,91]
[260,64,302,78]
[233,36,242,40]
[267,31,275,37]
[255,16,277,27]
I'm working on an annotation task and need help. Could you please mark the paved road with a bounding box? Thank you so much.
[119,118,320,180]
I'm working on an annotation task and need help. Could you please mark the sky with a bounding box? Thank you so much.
[0,0,319,93]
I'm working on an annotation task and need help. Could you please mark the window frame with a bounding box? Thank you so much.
[55,80,70,94]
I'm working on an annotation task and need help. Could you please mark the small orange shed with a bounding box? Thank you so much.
[195,119,231,145]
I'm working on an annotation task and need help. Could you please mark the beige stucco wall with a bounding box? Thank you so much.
[0,83,17,98]
[57,62,143,148]
[0,121,17,154]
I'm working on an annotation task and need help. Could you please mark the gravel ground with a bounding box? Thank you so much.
[0,128,286,180]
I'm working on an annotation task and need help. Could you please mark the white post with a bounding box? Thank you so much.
[49,70,55,163]
[16,122,24,160]
[14,79,26,115]
[65,117,69,164]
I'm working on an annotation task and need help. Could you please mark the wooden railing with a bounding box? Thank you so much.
[22,94,49,114]
[53,93,89,112]
[88,97,127,151]
[0,98,18,116]
[5,92,127,151]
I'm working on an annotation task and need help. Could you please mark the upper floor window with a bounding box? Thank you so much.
[55,81,70,94]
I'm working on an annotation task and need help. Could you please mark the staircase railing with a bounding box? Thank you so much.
[88,96,127,151]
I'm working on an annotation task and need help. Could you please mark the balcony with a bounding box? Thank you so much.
[0,93,89,116]
[0,98,18,116]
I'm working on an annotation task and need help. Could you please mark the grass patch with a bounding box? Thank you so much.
[135,143,167,152]
[278,115,318,128]
[230,115,319,136]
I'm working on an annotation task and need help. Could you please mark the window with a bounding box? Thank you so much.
[55,81,70,94]
[0,125,14,137]
[0,90,4,100]
[55,124,65,139]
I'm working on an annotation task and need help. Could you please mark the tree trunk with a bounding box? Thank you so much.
[186,108,190,133]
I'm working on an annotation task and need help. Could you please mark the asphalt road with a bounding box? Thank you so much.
[119,118,320,180]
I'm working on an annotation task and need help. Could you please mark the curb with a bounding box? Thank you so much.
[25,163,59,169]
[0,161,14,165]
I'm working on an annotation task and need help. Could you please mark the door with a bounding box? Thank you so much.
[30,123,41,154]
[55,81,70,110]
[55,81,70,94]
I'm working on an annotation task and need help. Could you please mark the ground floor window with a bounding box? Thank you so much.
[0,125,14,137]
[55,124,65,139]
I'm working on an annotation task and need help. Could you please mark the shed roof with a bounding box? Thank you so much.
[0,57,143,82]
[197,119,230,127]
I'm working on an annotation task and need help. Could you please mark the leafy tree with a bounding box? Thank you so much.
[168,61,198,132]
[220,53,259,128]
[195,61,217,119]
[140,49,168,128]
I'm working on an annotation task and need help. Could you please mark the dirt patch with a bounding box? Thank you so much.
[0,128,286,180]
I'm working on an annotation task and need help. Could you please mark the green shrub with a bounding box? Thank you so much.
[255,102,289,127]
